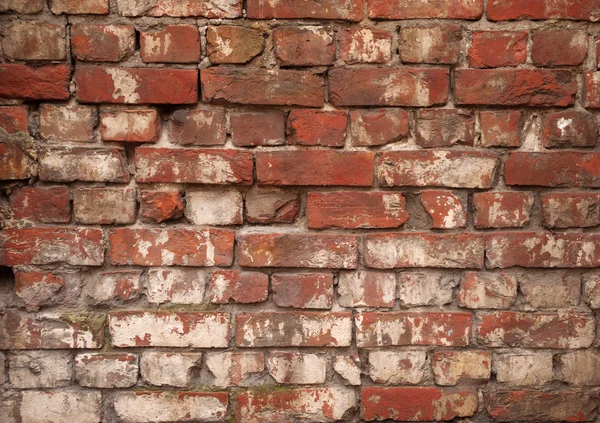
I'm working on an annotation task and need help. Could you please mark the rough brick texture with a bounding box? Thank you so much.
[1,3,599,422]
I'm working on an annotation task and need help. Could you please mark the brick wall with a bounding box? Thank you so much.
[1,0,600,422]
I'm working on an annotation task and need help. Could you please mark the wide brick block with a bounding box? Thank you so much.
[368,0,483,19]
[201,68,324,107]
[432,351,491,386]
[2,21,66,61]
[71,24,136,62]
[166,109,226,146]
[10,186,70,223]
[271,273,334,309]
[109,228,234,266]
[39,147,129,183]
[287,109,347,147]
[140,25,200,63]
[207,26,264,64]
[329,68,448,107]
[0,64,70,100]
[541,110,599,148]
[469,31,527,68]
[237,234,358,269]
[364,233,484,269]
[455,69,577,106]
[75,353,138,388]
[247,0,363,20]
[100,109,160,142]
[338,271,396,308]
[109,311,229,348]
[476,311,595,348]
[338,28,392,64]
[116,0,241,17]
[473,192,534,228]
[487,0,600,21]
[76,67,198,104]
[356,312,472,347]
[209,270,268,304]
[40,104,96,142]
[542,193,600,228]
[274,26,335,66]
[135,147,253,184]
[400,25,462,64]
[236,312,352,347]
[532,30,588,66]
[349,108,409,146]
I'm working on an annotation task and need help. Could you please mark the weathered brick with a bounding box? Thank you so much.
[469,31,527,67]
[397,272,458,307]
[541,110,599,148]
[10,186,70,223]
[339,28,392,64]
[39,147,129,183]
[245,188,300,224]
[432,351,491,386]
[87,270,142,304]
[400,25,462,64]
[583,272,600,309]
[329,68,449,107]
[369,0,483,19]
[71,24,136,62]
[109,311,229,348]
[333,355,361,386]
[477,311,595,348]
[0,0,43,13]
[532,30,588,66]
[135,147,253,184]
[558,351,600,386]
[361,387,478,421]
[585,72,600,108]
[9,351,72,388]
[76,67,198,104]
[287,109,347,147]
[146,268,206,305]
[209,270,269,304]
[338,271,396,308]
[140,25,200,63]
[140,351,202,387]
[75,353,137,388]
[486,232,600,268]
[480,110,523,147]
[473,192,534,228]
[420,190,467,229]
[356,312,472,347]
[3,21,66,61]
[1,228,104,266]
[274,26,335,66]
[185,190,243,225]
[487,0,600,21]
[166,109,226,146]
[140,191,184,223]
[18,391,101,423]
[238,234,358,269]
[0,64,71,100]
[368,350,426,384]
[230,111,285,147]
[236,312,352,347]
[201,68,324,107]
[206,352,264,387]
[108,228,234,266]
[207,26,264,64]
[0,106,28,134]
[519,271,580,308]
[100,109,160,142]
[455,70,577,106]
[267,352,326,384]
[457,272,517,309]
[73,188,136,224]
[364,233,484,269]
[51,0,108,14]
[40,104,97,142]
[116,0,241,17]
[495,353,553,386]
[308,191,408,229]
[349,108,409,146]
[247,0,363,20]
[271,273,334,309]
[14,272,65,311]
[416,109,474,147]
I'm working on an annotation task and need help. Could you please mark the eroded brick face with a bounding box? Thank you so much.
[1,3,599,422]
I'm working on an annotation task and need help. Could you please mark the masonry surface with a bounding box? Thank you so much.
[1,0,600,422]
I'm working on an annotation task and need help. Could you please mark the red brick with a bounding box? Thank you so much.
[257,150,374,186]
[1,228,104,266]
[400,25,462,64]
[39,147,129,183]
[235,312,352,347]
[307,191,408,229]
[455,69,577,106]
[484,390,598,422]
[473,192,534,228]
[207,26,264,64]
[166,109,226,146]
[457,272,517,309]
[541,110,599,148]
[273,26,335,66]
[378,150,499,188]
[108,228,234,266]
[480,111,523,147]
[50,0,108,14]
[2,21,66,61]
[75,67,198,104]
[100,109,160,142]
[247,0,363,20]
[421,190,466,229]
[10,186,70,223]
[0,0,43,13]
[416,109,474,147]
[432,351,492,386]
[0,310,105,349]
[338,271,396,308]
[117,0,242,18]
[201,68,324,107]
[338,28,392,64]
[532,30,588,66]
[370,0,482,18]
[585,72,600,108]
[73,188,136,225]
[39,104,97,142]
[71,24,135,62]
[362,387,477,421]
[140,25,200,63]
[245,188,300,224]
[0,106,28,134]
[88,270,142,304]
[287,109,347,147]
[486,232,600,268]
[487,0,600,21]
[75,353,138,388]
[0,143,37,180]
[468,31,527,68]
[238,233,358,269]
[356,312,472,347]
[542,193,600,228]
[271,273,334,309]
[477,311,595,348]
[237,387,356,423]
[135,147,253,184]
[109,311,230,348]
[329,68,449,107]
[230,111,285,147]
[349,108,409,146]
[209,270,268,304]
[140,190,184,223]
[15,272,65,311]
[0,64,70,100]
[505,152,600,187]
